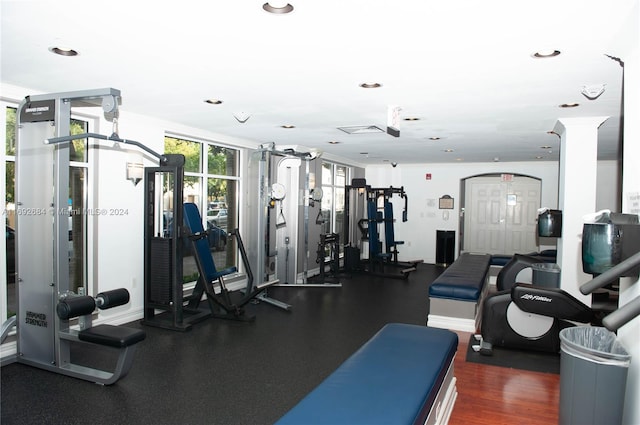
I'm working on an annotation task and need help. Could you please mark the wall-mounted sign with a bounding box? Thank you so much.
[439,195,454,209]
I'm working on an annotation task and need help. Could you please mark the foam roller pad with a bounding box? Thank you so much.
[57,296,96,320]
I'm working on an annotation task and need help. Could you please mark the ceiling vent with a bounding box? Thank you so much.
[337,125,385,134]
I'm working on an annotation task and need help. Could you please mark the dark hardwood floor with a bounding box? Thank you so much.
[1,263,560,424]
[449,330,560,425]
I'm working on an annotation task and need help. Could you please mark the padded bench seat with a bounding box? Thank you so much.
[79,324,146,348]
[428,253,492,332]
[490,249,557,267]
[429,253,491,301]
[275,323,458,425]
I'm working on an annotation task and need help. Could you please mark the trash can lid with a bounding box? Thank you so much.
[560,326,631,366]
[531,262,560,272]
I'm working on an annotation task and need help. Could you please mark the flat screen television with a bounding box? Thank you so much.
[582,213,640,276]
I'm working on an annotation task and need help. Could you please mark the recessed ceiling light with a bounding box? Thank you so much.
[359,82,382,89]
[360,152,368,155]
[443,149,454,153]
[428,136,441,140]
[532,50,561,58]
[204,99,223,105]
[559,103,580,108]
[403,117,420,121]
[535,156,544,159]
[540,145,552,149]
[281,124,295,129]
[328,141,340,144]
[263,2,294,14]
[49,46,78,56]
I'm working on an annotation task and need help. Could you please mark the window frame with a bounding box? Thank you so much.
[321,161,351,244]
[164,133,243,283]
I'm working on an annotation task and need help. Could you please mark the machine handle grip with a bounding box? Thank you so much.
[580,251,640,295]
[603,295,640,331]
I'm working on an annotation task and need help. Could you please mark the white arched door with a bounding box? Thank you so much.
[463,174,540,255]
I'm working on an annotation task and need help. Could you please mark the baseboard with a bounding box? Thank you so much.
[1,340,17,365]
[427,314,476,333]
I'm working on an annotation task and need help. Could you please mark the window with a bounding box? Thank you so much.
[2,104,90,322]
[68,118,90,294]
[3,105,16,321]
[321,162,349,248]
[164,136,240,283]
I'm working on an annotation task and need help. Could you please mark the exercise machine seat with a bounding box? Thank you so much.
[79,324,146,348]
[184,202,237,280]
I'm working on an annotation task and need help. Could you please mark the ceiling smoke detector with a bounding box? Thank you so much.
[233,112,251,123]
[581,84,606,100]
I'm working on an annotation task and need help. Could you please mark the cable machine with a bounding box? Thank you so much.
[1,88,146,384]
[246,143,337,311]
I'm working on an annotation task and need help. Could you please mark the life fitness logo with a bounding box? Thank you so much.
[520,293,552,302]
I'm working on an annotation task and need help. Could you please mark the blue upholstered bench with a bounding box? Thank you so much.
[427,252,492,332]
[490,250,557,267]
[275,323,458,425]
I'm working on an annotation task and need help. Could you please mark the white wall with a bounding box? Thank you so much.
[364,160,620,265]
[597,160,622,211]
[88,111,166,323]
[365,161,560,263]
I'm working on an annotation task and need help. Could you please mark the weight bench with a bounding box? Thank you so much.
[275,323,458,425]
[427,252,492,332]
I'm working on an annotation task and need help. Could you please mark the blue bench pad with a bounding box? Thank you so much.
[491,250,557,266]
[275,323,458,425]
[429,253,491,301]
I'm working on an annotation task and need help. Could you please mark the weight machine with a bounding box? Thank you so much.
[246,144,338,310]
[141,139,268,330]
[1,88,146,384]
[312,233,342,285]
[344,179,421,279]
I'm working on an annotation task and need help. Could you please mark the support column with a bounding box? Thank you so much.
[553,116,608,304]
[618,8,640,423]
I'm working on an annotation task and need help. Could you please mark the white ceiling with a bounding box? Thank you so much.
[1,0,635,165]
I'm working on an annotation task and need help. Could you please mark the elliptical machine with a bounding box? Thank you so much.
[475,210,640,356]
[475,255,597,355]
